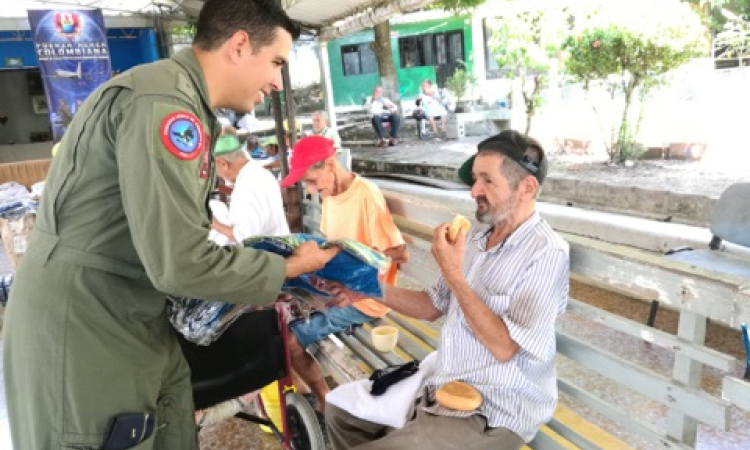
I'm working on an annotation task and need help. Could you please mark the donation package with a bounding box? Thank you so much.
[169,234,390,345]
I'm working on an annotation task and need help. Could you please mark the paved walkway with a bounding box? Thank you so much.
[345,132,745,228]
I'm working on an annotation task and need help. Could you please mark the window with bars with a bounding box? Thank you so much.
[341,43,378,76]
[397,31,464,70]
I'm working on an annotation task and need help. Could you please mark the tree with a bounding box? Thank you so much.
[561,0,706,162]
[369,0,488,107]
[434,0,487,12]
[489,7,569,135]
[371,21,400,106]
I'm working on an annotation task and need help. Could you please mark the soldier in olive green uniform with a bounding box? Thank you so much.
[2,1,333,449]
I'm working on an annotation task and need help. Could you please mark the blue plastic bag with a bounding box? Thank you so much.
[167,234,390,345]
[244,234,389,299]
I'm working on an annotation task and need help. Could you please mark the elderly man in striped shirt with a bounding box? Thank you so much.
[325,129,570,450]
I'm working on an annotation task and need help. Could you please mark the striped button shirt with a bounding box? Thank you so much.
[423,212,569,442]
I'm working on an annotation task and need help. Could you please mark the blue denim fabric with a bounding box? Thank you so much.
[289,306,375,348]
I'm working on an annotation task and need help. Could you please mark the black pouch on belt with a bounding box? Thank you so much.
[369,360,421,396]
[101,412,155,450]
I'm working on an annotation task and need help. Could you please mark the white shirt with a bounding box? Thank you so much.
[210,159,289,246]
[368,97,396,117]
[424,213,569,442]
[237,112,258,132]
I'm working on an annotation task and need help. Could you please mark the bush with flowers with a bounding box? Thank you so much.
[561,0,706,162]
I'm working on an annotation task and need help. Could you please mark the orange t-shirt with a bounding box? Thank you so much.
[321,176,404,318]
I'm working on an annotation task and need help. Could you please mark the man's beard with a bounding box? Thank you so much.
[475,195,517,229]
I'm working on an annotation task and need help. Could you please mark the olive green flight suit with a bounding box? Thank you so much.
[3,49,287,450]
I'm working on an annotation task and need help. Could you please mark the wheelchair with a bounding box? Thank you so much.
[176,303,326,450]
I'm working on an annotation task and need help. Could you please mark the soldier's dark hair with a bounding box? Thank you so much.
[193,0,301,52]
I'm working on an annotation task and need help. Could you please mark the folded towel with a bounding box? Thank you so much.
[326,351,438,429]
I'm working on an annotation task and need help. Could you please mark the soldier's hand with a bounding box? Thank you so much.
[285,241,340,279]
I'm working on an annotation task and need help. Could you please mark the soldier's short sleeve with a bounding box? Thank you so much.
[115,95,286,304]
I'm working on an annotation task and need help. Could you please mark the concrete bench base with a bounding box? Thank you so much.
[446,109,512,139]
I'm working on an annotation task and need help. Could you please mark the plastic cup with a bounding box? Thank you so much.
[371,325,399,353]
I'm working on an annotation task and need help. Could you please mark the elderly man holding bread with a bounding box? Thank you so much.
[324,130,570,450]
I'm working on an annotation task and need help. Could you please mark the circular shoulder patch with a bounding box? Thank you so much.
[160,112,204,160]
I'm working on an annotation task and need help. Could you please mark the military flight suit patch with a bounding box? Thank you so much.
[160,112,203,160]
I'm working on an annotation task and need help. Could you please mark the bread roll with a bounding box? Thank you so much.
[435,381,482,411]
[447,215,471,243]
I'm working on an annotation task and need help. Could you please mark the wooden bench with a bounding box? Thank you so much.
[304,177,745,450]
[312,310,636,450]
[665,182,750,279]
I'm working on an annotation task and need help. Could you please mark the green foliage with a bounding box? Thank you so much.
[489,7,569,134]
[445,61,477,102]
[561,0,706,162]
[563,27,703,87]
[433,0,488,13]
[171,23,197,45]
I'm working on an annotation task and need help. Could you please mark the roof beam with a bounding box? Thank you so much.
[0,15,156,31]
[319,0,438,41]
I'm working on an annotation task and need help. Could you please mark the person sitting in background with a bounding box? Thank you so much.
[245,135,263,158]
[237,107,260,133]
[211,133,289,245]
[367,86,400,147]
[279,135,409,414]
[259,135,283,176]
[194,131,291,426]
[310,110,342,149]
[215,107,238,129]
[418,79,450,138]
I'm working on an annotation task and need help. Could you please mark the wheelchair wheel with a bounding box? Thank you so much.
[285,392,326,450]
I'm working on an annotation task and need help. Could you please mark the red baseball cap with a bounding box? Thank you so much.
[280,135,336,188]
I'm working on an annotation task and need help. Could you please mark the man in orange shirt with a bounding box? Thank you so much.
[280,135,408,413]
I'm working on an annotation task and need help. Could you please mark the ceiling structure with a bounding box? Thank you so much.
[7,0,440,39]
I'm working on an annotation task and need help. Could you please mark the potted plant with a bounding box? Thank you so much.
[445,61,477,112]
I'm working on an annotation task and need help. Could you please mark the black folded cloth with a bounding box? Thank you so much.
[369,360,420,396]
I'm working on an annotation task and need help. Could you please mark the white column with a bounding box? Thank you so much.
[470,15,487,102]
[317,40,338,132]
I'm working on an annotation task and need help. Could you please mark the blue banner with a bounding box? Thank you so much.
[27,9,112,142]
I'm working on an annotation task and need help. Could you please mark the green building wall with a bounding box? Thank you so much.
[326,15,474,107]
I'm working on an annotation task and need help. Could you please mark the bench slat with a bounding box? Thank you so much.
[549,406,634,450]
[558,379,693,450]
[336,332,387,372]
[368,318,432,361]
[529,425,584,450]
[386,313,440,350]
[314,339,368,385]
[557,333,730,430]
[567,298,736,372]
[351,326,405,367]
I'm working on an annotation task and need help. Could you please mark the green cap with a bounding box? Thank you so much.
[458,130,548,186]
[214,134,243,157]
[261,136,278,147]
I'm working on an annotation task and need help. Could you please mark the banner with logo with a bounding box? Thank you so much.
[27,9,112,142]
